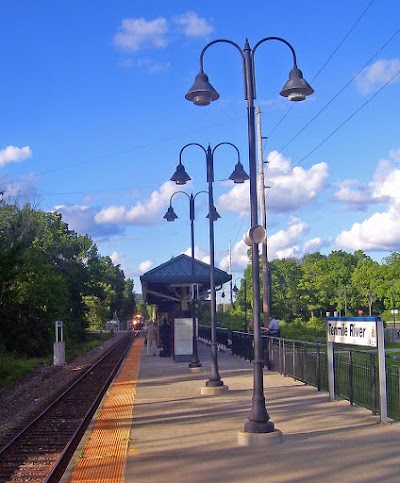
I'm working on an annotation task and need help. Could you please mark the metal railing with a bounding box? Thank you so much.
[198,325,400,421]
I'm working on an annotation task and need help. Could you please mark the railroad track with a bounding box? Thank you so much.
[0,331,137,483]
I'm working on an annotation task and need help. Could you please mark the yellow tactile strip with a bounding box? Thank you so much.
[68,336,143,482]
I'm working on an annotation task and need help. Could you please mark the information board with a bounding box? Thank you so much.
[174,318,193,361]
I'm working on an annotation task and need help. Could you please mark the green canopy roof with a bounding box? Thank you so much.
[140,254,231,308]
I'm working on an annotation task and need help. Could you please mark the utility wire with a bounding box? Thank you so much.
[270,67,400,186]
[272,24,400,160]
[267,0,377,139]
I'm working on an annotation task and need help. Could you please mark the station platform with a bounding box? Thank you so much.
[64,334,400,482]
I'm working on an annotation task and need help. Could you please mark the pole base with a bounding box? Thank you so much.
[201,384,229,396]
[188,361,202,368]
[188,365,203,372]
[237,428,283,446]
[244,419,275,433]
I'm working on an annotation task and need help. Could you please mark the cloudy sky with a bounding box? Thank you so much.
[1,0,400,299]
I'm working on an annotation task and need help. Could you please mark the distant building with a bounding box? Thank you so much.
[106,319,119,331]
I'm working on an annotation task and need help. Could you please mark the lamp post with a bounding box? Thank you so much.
[233,277,248,332]
[185,37,314,434]
[170,142,249,394]
[163,190,208,368]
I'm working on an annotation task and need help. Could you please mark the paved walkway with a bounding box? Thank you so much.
[68,334,400,482]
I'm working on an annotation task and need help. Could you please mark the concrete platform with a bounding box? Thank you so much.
[68,335,400,482]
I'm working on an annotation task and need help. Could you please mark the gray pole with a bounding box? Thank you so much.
[242,40,272,433]
[189,194,202,368]
[256,106,270,328]
[185,35,313,433]
[205,145,223,387]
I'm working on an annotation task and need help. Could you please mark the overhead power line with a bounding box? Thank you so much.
[267,0,377,139]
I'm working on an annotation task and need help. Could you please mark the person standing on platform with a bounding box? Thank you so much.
[159,317,171,357]
[146,319,158,356]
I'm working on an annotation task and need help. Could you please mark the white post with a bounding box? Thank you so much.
[327,340,335,401]
[54,320,65,366]
[377,319,388,423]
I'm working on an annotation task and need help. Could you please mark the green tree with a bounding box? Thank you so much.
[298,253,330,318]
[351,258,383,316]
[326,250,359,315]
[0,203,130,356]
[269,258,303,322]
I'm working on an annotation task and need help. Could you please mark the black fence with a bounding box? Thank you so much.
[198,325,400,421]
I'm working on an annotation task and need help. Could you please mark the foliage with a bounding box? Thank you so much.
[0,332,113,387]
[0,202,136,358]
[0,349,50,387]
[280,318,326,342]
[64,331,112,362]
[231,248,400,325]
[216,308,245,331]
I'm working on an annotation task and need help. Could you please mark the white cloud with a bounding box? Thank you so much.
[136,58,170,72]
[113,12,212,56]
[218,150,328,215]
[139,260,154,273]
[172,12,213,37]
[372,157,400,204]
[127,259,154,277]
[94,205,126,224]
[219,239,249,272]
[333,179,376,210]
[304,237,325,253]
[389,148,400,163]
[269,217,309,259]
[336,208,400,251]
[334,150,400,210]
[2,174,37,202]
[220,217,325,271]
[55,204,124,238]
[95,181,178,225]
[356,58,400,95]
[113,17,169,52]
[184,246,210,264]
[218,182,250,217]
[333,148,400,252]
[0,145,32,168]
[109,251,125,266]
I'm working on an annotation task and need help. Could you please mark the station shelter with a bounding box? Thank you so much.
[140,254,231,358]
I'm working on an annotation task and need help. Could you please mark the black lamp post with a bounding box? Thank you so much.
[163,190,208,368]
[170,142,249,393]
[185,37,314,433]
[233,277,248,332]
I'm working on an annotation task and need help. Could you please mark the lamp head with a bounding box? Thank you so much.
[233,284,238,294]
[280,67,314,102]
[185,71,220,106]
[170,162,191,185]
[163,206,178,222]
[206,205,221,221]
[229,161,250,184]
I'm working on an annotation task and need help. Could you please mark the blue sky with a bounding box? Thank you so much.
[1,0,400,300]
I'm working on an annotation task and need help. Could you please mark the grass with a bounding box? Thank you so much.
[0,352,50,387]
[65,331,113,363]
[0,331,113,388]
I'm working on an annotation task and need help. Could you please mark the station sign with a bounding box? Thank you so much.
[326,316,387,423]
[327,317,379,347]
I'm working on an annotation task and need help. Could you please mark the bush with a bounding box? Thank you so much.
[280,317,326,342]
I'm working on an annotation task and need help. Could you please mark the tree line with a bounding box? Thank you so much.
[0,203,136,357]
[232,250,400,324]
